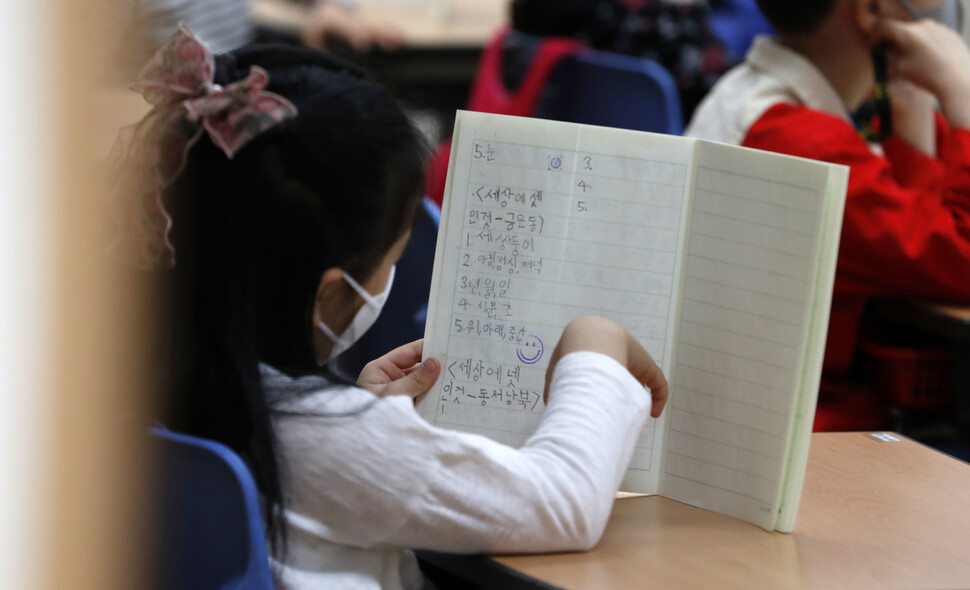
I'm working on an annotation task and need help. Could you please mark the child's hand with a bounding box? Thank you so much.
[301,2,406,53]
[357,339,441,400]
[890,79,936,155]
[871,18,970,129]
[543,316,668,418]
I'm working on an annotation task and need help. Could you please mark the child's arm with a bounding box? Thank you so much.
[744,103,970,300]
[871,18,970,130]
[889,79,937,157]
[275,344,661,554]
[299,1,405,52]
[383,350,657,553]
[543,316,667,418]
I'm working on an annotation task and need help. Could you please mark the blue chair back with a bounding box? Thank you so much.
[151,428,275,590]
[507,33,683,135]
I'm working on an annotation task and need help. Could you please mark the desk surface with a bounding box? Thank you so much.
[357,0,507,47]
[492,433,970,589]
[253,0,509,48]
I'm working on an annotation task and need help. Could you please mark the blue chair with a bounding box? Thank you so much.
[151,428,275,590]
[507,33,683,136]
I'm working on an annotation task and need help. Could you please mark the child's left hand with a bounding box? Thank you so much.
[357,339,441,400]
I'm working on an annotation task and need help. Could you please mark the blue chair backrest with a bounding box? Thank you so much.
[507,33,683,136]
[151,428,275,590]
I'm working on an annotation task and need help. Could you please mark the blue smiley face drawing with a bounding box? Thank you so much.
[517,335,544,365]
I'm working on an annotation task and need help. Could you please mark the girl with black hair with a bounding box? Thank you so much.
[127,26,667,589]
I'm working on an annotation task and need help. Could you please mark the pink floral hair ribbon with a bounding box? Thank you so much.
[108,23,298,269]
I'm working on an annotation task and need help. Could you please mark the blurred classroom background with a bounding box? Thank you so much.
[3,0,968,588]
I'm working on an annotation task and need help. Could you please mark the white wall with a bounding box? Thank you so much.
[0,1,55,589]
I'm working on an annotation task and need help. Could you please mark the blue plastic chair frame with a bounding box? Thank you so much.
[507,32,683,136]
[151,428,275,590]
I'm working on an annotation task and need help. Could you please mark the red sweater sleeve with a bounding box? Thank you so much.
[742,103,970,300]
[937,117,970,224]
[880,134,942,190]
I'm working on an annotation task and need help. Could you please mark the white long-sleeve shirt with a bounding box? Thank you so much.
[264,351,651,590]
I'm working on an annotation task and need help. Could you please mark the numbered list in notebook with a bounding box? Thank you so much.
[420,112,698,491]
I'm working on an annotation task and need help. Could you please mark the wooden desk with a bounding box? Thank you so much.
[355,0,507,48]
[252,0,509,135]
[252,0,509,48]
[422,433,970,589]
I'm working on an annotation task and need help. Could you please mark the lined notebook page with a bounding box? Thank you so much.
[419,111,694,493]
[775,163,847,532]
[659,140,835,530]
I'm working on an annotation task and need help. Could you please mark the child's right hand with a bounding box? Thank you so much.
[543,316,668,418]
[871,18,970,129]
[357,339,441,400]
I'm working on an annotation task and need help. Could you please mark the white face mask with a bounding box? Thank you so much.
[316,266,395,364]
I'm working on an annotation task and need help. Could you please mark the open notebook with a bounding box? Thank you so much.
[418,111,848,532]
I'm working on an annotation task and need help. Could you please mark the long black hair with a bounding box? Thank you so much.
[158,45,428,554]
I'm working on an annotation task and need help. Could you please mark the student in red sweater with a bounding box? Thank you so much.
[686,0,970,431]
